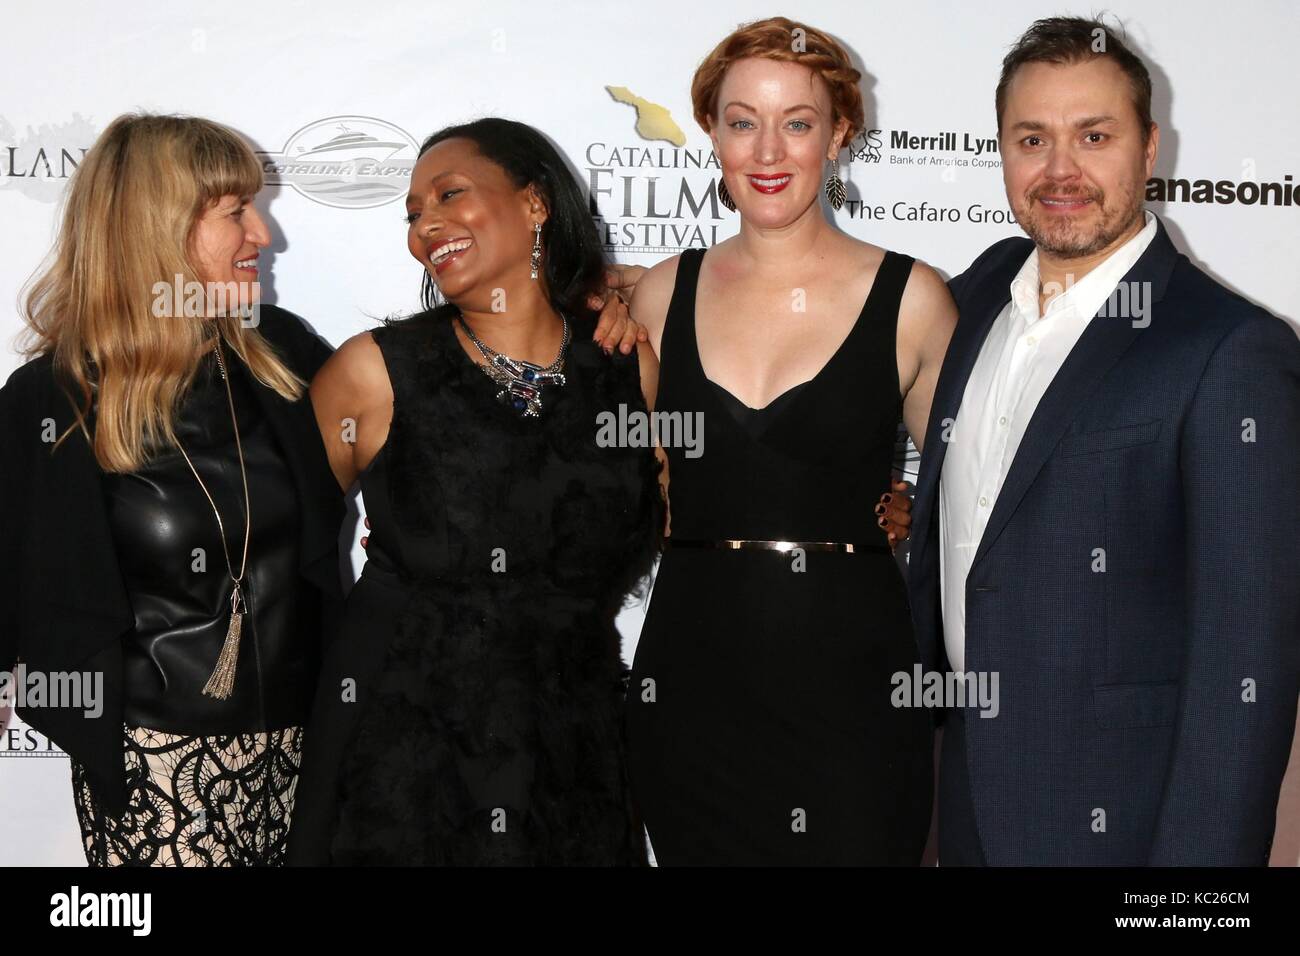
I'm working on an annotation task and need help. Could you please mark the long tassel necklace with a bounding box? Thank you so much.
[458,314,570,418]
[174,335,252,700]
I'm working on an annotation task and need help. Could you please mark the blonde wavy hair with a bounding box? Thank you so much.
[690,16,865,142]
[20,113,306,473]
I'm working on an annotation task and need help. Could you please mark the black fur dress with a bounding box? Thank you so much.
[287,307,660,865]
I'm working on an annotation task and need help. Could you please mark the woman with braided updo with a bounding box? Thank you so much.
[624,17,957,864]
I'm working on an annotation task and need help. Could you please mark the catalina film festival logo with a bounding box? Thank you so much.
[0,113,97,202]
[588,87,725,254]
[258,115,418,209]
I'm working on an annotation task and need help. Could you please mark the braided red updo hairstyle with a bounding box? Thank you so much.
[690,16,864,141]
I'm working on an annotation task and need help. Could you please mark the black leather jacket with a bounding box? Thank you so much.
[0,305,345,814]
[104,346,318,734]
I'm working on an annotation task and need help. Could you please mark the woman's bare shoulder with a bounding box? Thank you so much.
[629,253,688,348]
[313,327,392,407]
[896,255,958,359]
[632,253,684,307]
[838,234,888,273]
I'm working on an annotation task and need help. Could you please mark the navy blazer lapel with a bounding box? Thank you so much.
[970,220,1180,570]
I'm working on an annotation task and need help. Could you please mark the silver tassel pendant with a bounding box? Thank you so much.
[202,585,244,700]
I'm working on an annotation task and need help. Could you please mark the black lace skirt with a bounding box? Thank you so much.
[70,724,302,867]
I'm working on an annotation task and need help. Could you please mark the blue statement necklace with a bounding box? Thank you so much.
[458,314,570,418]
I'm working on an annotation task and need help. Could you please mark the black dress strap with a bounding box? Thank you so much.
[865,252,915,333]
[659,248,706,377]
[837,251,914,403]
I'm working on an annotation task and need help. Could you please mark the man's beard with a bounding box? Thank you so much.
[1013,181,1144,259]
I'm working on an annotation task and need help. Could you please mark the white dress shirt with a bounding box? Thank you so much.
[938,211,1157,673]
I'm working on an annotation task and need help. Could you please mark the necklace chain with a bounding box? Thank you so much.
[458,314,570,373]
[173,335,252,699]
[457,315,570,417]
[175,337,251,587]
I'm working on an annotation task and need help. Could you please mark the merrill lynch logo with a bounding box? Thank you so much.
[852,129,884,164]
[258,115,418,209]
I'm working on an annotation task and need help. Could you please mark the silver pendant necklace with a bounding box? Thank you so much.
[174,336,251,700]
[457,314,570,418]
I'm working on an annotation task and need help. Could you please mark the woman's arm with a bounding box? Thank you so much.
[637,338,660,413]
[629,258,683,536]
[627,255,681,359]
[308,330,393,493]
[896,261,959,451]
[635,340,670,538]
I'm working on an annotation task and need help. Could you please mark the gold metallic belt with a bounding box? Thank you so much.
[667,538,888,554]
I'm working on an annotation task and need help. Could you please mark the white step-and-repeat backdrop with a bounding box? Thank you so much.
[2,0,1297,865]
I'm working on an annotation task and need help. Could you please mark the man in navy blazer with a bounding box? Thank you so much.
[909,17,1300,865]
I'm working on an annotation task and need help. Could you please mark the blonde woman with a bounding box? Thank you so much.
[0,113,345,865]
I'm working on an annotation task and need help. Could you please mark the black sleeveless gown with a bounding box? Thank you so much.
[288,307,661,865]
[626,247,933,865]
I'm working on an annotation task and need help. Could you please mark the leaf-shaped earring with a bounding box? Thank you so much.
[717,177,736,212]
[824,158,846,211]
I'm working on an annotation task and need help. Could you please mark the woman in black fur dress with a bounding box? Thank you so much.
[286,118,664,865]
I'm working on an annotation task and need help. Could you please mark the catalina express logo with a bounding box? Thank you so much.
[0,114,98,203]
[258,115,417,209]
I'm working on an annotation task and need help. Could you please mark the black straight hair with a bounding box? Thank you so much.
[413,117,607,322]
